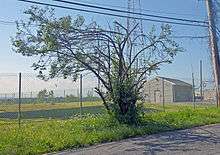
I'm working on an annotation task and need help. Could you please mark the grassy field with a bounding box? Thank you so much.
[0,101,104,120]
[144,102,217,112]
[0,102,219,155]
[0,101,216,120]
[0,101,215,113]
[0,101,102,112]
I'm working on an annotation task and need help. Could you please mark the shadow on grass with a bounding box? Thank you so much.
[0,106,105,119]
[0,107,159,120]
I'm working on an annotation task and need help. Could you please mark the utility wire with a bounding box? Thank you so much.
[0,18,208,40]
[0,20,16,25]
[172,35,208,39]
[54,0,207,24]
[0,18,209,39]
[18,0,208,28]
[216,27,220,36]
[75,0,202,18]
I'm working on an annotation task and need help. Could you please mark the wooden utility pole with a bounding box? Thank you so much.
[206,0,220,107]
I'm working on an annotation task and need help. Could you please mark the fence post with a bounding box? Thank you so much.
[18,72,22,128]
[162,77,165,112]
[64,90,66,98]
[80,74,83,117]
[192,73,196,109]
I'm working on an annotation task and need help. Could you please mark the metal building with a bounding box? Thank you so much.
[203,89,216,102]
[144,77,193,103]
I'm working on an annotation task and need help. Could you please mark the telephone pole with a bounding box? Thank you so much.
[206,0,220,107]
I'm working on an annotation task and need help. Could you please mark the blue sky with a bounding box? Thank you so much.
[0,0,215,87]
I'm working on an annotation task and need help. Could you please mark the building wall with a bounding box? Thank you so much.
[144,78,173,103]
[203,89,216,102]
[163,81,174,103]
[173,85,192,102]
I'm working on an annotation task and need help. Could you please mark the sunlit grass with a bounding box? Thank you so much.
[0,106,219,155]
[0,101,102,112]
[144,102,217,112]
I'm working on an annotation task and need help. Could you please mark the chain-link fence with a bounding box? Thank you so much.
[0,72,217,126]
[0,73,104,125]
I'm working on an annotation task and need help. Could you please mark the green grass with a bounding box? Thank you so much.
[144,102,216,112]
[0,106,105,119]
[0,102,159,120]
[0,106,220,155]
[0,102,104,120]
[0,101,102,113]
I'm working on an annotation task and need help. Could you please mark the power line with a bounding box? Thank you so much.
[0,18,208,40]
[75,0,202,18]
[18,0,208,28]
[0,20,16,25]
[216,27,220,36]
[54,0,207,25]
[172,35,208,39]
[0,19,38,27]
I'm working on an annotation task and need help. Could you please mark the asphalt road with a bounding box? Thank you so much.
[52,124,220,155]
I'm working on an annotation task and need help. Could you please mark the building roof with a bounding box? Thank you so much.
[158,77,192,87]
